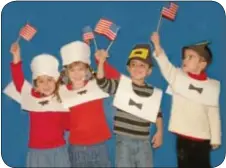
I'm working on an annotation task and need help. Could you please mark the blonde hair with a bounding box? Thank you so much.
[55,61,96,102]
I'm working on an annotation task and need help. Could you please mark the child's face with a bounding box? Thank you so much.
[182,49,207,74]
[35,75,56,96]
[67,62,88,84]
[127,59,152,80]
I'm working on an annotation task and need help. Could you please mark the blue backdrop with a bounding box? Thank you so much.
[1,1,226,167]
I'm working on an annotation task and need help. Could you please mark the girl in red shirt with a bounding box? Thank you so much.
[57,41,120,167]
[8,42,70,167]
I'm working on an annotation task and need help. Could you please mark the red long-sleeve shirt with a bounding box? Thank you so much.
[68,61,120,145]
[11,62,70,149]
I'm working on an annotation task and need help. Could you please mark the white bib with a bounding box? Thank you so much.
[3,80,69,112]
[21,82,69,112]
[113,75,163,123]
[59,79,109,108]
[166,69,220,106]
[3,81,25,104]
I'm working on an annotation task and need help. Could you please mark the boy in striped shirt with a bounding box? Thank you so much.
[96,44,163,167]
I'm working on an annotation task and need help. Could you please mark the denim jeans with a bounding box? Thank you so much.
[69,142,111,167]
[116,135,153,167]
[27,145,70,167]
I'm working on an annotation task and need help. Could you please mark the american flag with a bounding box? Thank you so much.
[95,18,119,41]
[82,26,94,44]
[19,24,37,41]
[105,23,119,41]
[161,2,179,21]
[94,18,113,34]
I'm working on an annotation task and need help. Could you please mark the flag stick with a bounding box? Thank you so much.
[16,20,29,44]
[106,40,114,52]
[156,12,163,33]
[106,27,120,52]
[93,37,98,51]
[15,36,21,44]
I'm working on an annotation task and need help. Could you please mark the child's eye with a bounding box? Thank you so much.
[184,55,190,60]
[69,68,75,72]
[131,63,135,67]
[48,78,53,82]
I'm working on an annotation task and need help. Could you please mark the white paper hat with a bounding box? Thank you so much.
[60,41,91,66]
[30,54,60,80]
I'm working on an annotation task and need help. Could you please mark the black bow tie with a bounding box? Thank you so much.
[38,100,49,106]
[188,84,203,94]
[77,90,87,95]
[129,99,143,110]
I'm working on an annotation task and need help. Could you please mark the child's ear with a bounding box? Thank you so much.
[65,68,69,76]
[126,65,131,73]
[34,86,40,92]
[200,61,207,71]
[147,68,152,75]
[33,80,38,91]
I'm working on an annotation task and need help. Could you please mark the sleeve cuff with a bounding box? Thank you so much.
[153,50,166,58]
[157,112,163,118]
[10,61,22,67]
[96,77,106,85]
[210,138,221,145]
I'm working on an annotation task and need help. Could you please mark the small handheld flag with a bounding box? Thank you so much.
[105,23,120,41]
[156,2,179,32]
[19,23,37,42]
[95,18,120,52]
[95,18,113,35]
[82,26,94,44]
[82,26,98,50]
[161,2,179,21]
[95,18,119,41]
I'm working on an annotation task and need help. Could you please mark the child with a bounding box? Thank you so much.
[57,41,120,167]
[151,32,221,168]
[8,42,70,167]
[96,44,163,167]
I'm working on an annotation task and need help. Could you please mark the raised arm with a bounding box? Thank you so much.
[96,51,119,95]
[10,42,25,93]
[150,32,178,85]
[95,49,120,80]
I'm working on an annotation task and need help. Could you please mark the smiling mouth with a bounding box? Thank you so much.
[43,88,52,91]
[73,76,83,80]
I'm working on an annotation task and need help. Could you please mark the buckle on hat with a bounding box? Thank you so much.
[129,48,148,59]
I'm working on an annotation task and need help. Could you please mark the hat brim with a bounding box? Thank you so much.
[127,57,153,67]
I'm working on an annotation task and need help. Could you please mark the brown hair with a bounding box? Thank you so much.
[32,78,58,98]
[33,79,38,87]
[182,45,213,67]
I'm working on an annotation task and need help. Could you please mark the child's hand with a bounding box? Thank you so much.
[151,131,163,148]
[150,32,160,47]
[10,42,20,56]
[211,144,220,150]
[10,42,21,63]
[150,32,163,56]
[95,49,108,64]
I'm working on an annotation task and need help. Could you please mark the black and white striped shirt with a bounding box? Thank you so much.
[97,77,162,139]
